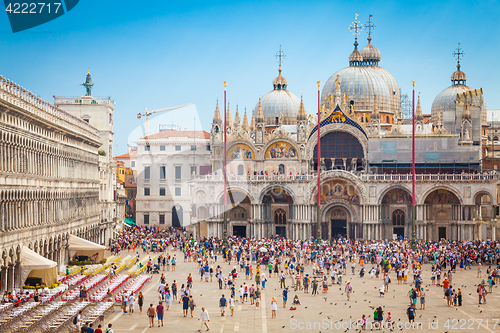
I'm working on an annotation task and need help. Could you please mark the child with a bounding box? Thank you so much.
[362,314,366,330]
[387,312,392,326]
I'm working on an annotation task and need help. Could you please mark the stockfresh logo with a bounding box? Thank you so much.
[3,0,79,32]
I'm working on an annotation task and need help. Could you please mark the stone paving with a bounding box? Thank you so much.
[106,250,499,333]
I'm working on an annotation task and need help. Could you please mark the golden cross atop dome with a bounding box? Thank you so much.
[453,43,464,63]
[275,45,286,73]
[365,14,375,38]
[349,13,363,36]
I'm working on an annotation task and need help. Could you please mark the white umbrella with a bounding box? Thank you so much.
[259,247,268,253]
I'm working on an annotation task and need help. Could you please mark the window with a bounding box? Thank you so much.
[160,145,165,151]
[237,165,244,175]
[159,214,165,224]
[145,145,150,151]
[175,166,181,180]
[144,187,150,196]
[144,166,150,179]
[144,214,149,225]
[191,166,196,176]
[160,166,166,179]
[386,116,390,124]
[206,145,211,151]
[175,145,181,151]
[175,187,181,196]
[131,161,135,167]
[159,187,166,196]
[191,145,196,151]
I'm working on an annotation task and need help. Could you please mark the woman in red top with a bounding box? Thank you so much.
[187,274,193,288]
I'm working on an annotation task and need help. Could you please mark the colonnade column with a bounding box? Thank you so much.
[0,266,6,292]
[7,264,14,292]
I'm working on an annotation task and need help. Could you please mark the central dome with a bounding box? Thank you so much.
[254,66,302,125]
[322,35,400,114]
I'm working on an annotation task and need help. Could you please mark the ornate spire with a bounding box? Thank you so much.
[416,94,424,122]
[334,75,342,107]
[365,14,375,43]
[297,94,307,121]
[273,46,288,90]
[250,111,255,131]
[234,103,241,128]
[242,108,249,130]
[256,97,265,122]
[360,14,380,66]
[226,102,233,128]
[213,98,222,123]
[451,43,467,85]
[371,93,380,119]
[349,13,364,67]
[463,95,471,120]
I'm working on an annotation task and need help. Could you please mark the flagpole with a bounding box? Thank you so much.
[411,81,416,250]
[316,81,321,241]
[223,81,228,248]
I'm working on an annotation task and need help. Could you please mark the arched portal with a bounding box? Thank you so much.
[172,206,183,228]
[424,189,460,240]
[261,187,294,238]
[323,206,351,239]
[392,209,405,238]
[313,131,364,171]
[274,208,287,237]
[220,190,252,237]
[381,188,412,239]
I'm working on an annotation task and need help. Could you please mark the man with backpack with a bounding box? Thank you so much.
[73,310,82,330]
[105,323,114,333]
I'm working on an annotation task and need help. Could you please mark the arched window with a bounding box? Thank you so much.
[278,164,285,174]
[230,206,247,220]
[392,209,405,226]
[237,165,244,175]
[274,209,286,225]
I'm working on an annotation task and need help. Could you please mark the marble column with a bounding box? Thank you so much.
[0,267,6,292]
[7,264,14,292]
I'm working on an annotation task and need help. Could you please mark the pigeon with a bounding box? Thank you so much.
[282,326,285,328]
[291,316,294,318]
[319,312,322,314]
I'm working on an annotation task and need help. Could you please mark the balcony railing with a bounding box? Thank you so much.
[195,172,499,183]
[195,174,315,182]
[359,173,499,183]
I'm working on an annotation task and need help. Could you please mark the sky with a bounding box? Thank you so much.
[1,0,499,155]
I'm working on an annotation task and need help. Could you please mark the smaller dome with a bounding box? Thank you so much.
[451,62,467,85]
[273,66,288,90]
[349,39,363,66]
[360,37,381,66]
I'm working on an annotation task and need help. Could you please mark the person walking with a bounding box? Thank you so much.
[345,281,353,301]
[138,292,144,314]
[229,295,236,316]
[156,301,164,327]
[407,303,416,323]
[219,294,227,316]
[282,288,288,308]
[189,295,197,317]
[128,292,135,314]
[198,307,210,332]
[261,273,267,290]
[271,296,278,319]
[146,304,155,328]
[254,287,261,310]
[312,277,318,296]
[182,293,190,317]
[279,271,286,289]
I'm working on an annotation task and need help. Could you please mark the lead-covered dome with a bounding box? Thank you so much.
[254,66,302,125]
[322,35,400,114]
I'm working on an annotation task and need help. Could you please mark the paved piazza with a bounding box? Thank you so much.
[107,249,499,333]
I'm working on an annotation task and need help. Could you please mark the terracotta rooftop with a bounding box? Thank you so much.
[114,151,138,159]
[140,130,210,140]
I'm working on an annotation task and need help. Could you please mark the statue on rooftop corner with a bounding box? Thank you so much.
[82,71,94,96]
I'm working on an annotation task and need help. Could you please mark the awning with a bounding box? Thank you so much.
[125,218,136,226]
[68,235,106,262]
[21,247,57,286]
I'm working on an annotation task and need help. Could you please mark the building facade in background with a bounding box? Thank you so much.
[127,130,211,230]
[190,23,498,241]
[55,72,126,243]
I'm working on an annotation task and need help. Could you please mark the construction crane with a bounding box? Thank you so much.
[137,103,193,136]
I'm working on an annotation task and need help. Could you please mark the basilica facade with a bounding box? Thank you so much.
[190,21,498,242]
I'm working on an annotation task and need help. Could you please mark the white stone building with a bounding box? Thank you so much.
[134,129,211,231]
[0,75,102,291]
[55,72,125,242]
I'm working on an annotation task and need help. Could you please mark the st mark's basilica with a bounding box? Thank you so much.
[190,16,497,242]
